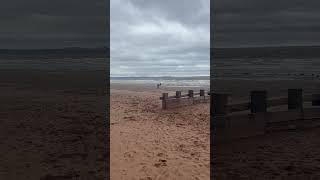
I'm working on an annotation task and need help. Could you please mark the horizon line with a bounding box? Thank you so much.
[110,75,210,78]
[215,44,320,49]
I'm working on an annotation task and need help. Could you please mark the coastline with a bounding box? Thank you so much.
[110,83,210,179]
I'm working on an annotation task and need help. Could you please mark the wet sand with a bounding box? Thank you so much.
[110,83,210,180]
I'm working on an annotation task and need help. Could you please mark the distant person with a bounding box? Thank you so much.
[157,84,159,88]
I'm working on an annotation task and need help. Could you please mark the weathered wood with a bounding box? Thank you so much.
[160,92,190,99]
[212,93,229,115]
[312,94,320,106]
[161,90,210,109]
[228,102,250,113]
[212,93,229,128]
[162,93,168,109]
[215,108,320,142]
[212,88,320,142]
[176,91,181,98]
[227,94,311,113]
[161,89,315,112]
[288,89,303,110]
[167,97,193,107]
[251,91,267,113]
[267,97,288,107]
[200,89,205,96]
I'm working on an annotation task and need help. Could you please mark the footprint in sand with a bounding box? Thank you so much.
[190,152,201,160]
[177,144,189,153]
[123,116,136,121]
[154,159,167,168]
[157,152,167,158]
[139,177,152,180]
[123,151,136,161]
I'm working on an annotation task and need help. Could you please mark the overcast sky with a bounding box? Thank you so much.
[0,0,108,49]
[110,0,210,77]
[214,0,320,48]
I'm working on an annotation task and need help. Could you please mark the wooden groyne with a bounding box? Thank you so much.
[213,89,320,142]
[160,90,210,109]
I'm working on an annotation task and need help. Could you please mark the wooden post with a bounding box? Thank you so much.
[200,89,205,96]
[188,90,194,97]
[288,89,303,110]
[162,93,168,109]
[251,91,267,113]
[312,94,320,106]
[200,90,205,102]
[213,93,228,114]
[212,93,229,128]
[176,91,181,98]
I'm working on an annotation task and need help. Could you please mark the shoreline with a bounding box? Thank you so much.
[110,83,210,179]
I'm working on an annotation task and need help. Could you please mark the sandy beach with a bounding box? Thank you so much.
[212,79,320,179]
[110,83,210,180]
[0,70,108,179]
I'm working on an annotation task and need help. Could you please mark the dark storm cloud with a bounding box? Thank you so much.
[213,0,320,47]
[0,0,108,49]
[111,0,210,77]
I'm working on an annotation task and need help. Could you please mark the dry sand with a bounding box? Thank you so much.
[110,83,210,180]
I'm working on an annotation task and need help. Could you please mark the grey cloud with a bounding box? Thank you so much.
[0,0,108,49]
[111,0,210,77]
[213,0,320,47]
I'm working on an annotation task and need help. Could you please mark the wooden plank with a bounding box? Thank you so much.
[212,93,229,115]
[200,90,205,96]
[193,96,205,104]
[165,98,193,108]
[165,95,210,109]
[313,94,320,106]
[251,91,267,113]
[215,108,320,142]
[225,94,314,113]
[227,102,250,113]
[162,93,168,109]
[176,91,181,98]
[288,89,303,110]
[267,97,288,107]
[161,90,316,112]
[160,93,193,99]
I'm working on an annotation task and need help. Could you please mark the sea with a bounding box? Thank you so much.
[0,48,107,71]
[213,57,320,81]
[111,76,210,89]
[213,46,320,81]
[2,46,320,88]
